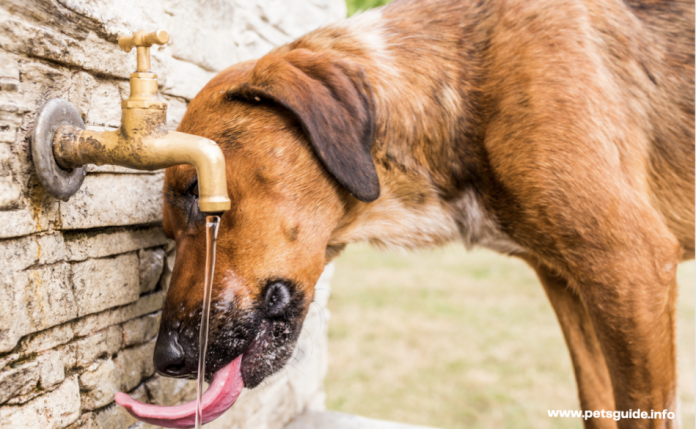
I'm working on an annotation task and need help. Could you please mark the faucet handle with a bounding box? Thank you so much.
[118,29,169,73]
[118,29,170,52]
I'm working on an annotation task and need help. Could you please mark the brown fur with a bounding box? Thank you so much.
[159,0,694,427]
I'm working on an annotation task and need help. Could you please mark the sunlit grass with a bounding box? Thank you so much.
[326,245,695,429]
[345,0,393,16]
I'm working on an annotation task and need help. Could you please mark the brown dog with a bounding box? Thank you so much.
[153,0,694,428]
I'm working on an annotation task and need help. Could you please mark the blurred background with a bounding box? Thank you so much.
[324,2,696,428]
[326,246,695,429]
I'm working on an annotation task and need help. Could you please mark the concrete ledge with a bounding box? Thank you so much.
[285,411,440,429]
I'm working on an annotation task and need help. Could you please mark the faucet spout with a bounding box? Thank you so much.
[53,125,231,213]
[30,29,231,213]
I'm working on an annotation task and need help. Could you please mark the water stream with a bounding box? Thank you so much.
[196,215,221,429]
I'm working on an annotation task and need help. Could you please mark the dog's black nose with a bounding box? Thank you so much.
[153,328,190,377]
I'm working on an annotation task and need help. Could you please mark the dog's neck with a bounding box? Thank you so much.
[312,5,522,255]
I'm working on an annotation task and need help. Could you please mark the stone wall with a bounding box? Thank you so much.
[0,0,344,428]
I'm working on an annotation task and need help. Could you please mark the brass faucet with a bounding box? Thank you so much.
[31,29,231,213]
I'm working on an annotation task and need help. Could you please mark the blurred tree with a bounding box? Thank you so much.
[346,0,393,16]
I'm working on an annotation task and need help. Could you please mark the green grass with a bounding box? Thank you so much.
[326,245,695,429]
[346,0,393,16]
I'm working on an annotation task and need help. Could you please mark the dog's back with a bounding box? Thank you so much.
[297,0,695,255]
[624,0,695,257]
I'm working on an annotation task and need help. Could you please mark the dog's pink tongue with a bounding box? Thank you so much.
[115,356,244,428]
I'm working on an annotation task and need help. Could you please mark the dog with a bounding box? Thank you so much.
[150,0,694,427]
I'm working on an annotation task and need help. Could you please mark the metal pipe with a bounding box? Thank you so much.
[53,125,231,213]
[31,29,231,213]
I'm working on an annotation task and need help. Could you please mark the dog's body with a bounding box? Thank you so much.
[156,1,694,428]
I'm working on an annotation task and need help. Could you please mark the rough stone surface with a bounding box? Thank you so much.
[17,323,75,356]
[72,291,165,337]
[0,0,344,427]
[25,263,78,329]
[59,174,165,229]
[0,376,81,429]
[74,326,123,369]
[38,350,66,390]
[138,248,165,294]
[0,210,37,238]
[64,226,169,262]
[79,359,125,411]
[92,385,148,429]
[114,340,156,392]
[122,313,160,347]
[0,361,40,405]
[72,253,140,317]
[144,374,196,407]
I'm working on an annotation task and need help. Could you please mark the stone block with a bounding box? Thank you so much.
[0,376,80,429]
[0,272,30,353]
[72,253,140,316]
[0,112,20,143]
[0,142,14,175]
[122,313,161,347]
[0,17,142,80]
[144,374,196,407]
[67,71,97,119]
[0,210,37,239]
[114,340,156,392]
[24,263,78,332]
[72,290,165,337]
[163,95,188,129]
[5,349,68,405]
[0,233,67,274]
[85,80,122,127]
[17,60,72,110]
[0,361,39,405]
[59,173,164,229]
[38,350,66,390]
[159,247,176,292]
[64,226,169,262]
[0,175,21,210]
[17,323,74,356]
[57,342,77,371]
[74,326,123,368]
[270,0,345,39]
[56,0,165,45]
[64,412,98,429]
[164,0,239,72]
[162,57,216,100]
[92,385,148,429]
[0,353,18,371]
[79,359,125,411]
[0,53,20,80]
[138,247,165,294]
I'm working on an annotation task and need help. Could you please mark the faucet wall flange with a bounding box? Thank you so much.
[31,98,86,200]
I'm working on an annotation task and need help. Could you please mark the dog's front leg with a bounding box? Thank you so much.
[527,257,617,429]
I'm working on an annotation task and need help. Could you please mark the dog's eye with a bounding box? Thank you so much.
[264,281,291,317]
[186,179,199,199]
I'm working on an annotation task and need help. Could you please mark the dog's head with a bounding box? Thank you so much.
[154,48,378,388]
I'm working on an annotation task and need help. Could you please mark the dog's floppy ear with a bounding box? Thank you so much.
[229,49,379,202]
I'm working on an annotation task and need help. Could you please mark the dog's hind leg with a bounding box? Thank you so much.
[566,210,682,429]
[527,258,617,429]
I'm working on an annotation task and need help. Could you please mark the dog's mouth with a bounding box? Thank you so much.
[116,303,305,427]
[115,355,244,428]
